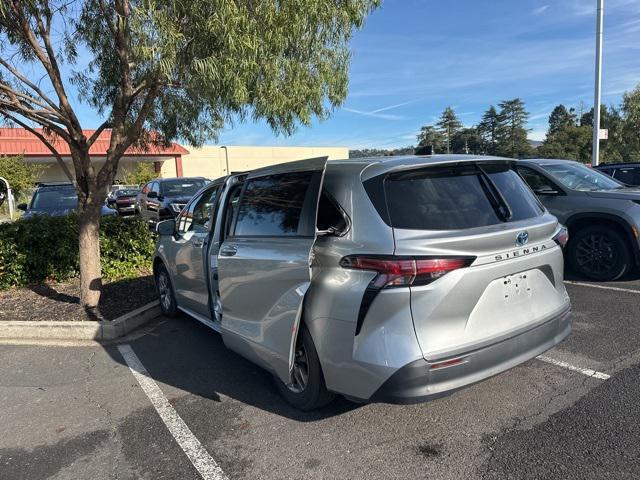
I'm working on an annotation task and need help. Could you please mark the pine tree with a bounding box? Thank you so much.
[436,107,462,154]
[477,106,500,155]
[496,98,532,158]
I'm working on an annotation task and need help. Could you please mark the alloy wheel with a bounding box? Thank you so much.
[288,344,309,393]
[574,233,616,276]
[158,272,173,312]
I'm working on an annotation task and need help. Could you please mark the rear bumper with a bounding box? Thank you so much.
[369,306,571,404]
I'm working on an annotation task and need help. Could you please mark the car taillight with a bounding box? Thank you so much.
[340,255,474,288]
[341,255,475,336]
[553,226,569,248]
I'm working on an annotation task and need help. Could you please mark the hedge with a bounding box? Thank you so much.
[0,214,155,289]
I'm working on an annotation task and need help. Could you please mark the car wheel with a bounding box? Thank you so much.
[155,263,178,317]
[274,324,335,411]
[568,225,631,281]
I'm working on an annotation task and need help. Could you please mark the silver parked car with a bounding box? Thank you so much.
[153,155,571,410]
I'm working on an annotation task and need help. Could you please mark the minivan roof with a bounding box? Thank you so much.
[518,158,582,166]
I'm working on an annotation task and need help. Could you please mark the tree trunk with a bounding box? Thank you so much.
[78,202,103,308]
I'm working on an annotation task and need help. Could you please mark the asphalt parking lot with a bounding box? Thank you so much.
[2,277,640,480]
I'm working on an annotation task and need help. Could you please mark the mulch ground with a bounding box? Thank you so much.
[0,275,157,322]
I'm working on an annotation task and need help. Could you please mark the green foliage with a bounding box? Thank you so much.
[117,162,156,186]
[538,124,592,162]
[416,125,445,152]
[70,0,381,145]
[436,106,462,153]
[496,98,533,158]
[477,106,500,155]
[0,155,42,197]
[548,105,577,135]
[0,215,154,289]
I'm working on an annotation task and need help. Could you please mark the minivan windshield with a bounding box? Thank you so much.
[161,179,206,196]
[31,186,77,209]
[541,162,623,191]
[382,164,543,230]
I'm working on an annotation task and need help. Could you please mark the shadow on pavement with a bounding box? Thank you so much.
[105,313,362,422]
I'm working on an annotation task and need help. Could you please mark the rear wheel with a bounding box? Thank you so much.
[568,225,631,281]
[155,263,178,317]
[274,325,335,411]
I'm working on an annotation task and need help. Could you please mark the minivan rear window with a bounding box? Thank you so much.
[378,164,543,230]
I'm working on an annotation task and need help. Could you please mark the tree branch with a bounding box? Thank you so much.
[0,57,61,113]
[86,120,113,147]
[0,111,76,185]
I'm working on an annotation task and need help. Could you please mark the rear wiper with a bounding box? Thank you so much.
[476,165,513,222]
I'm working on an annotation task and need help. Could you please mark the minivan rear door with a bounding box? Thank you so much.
[217,157,328,384]
[382,161,569,360]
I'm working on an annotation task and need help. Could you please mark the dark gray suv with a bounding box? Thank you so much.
[518,159,640,281]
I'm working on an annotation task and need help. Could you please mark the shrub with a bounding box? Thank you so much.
[0,215,154,289]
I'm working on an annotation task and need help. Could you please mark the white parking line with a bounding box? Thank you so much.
[564,280,640,295]
[117,344,228,480]
[537,355,610,380]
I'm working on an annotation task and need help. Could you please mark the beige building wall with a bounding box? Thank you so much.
[31,158,164,184]
[173,146,349,180]
[28,146,350,183]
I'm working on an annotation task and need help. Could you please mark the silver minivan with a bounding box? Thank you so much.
[153,155,571,410]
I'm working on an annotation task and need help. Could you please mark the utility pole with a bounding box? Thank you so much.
[592,0,604,167]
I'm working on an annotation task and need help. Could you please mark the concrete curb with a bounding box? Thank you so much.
[0,301,161,341]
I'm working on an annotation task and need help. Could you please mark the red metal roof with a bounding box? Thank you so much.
[0,128,188,157]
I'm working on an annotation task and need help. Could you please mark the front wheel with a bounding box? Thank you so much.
[274,325,335,411]
[568,226,631,281]
[155,263,178,317]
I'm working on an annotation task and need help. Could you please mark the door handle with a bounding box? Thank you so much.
[219,245,237,257]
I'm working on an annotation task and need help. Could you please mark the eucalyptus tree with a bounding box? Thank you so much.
[0,0,379,306]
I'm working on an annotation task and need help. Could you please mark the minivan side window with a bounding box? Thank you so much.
[177,187,219,234]
[233,171,315,237]
[317,192,348,234]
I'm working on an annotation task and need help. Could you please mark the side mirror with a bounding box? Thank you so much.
[156,219,176,236]
[533,186,560,196]
[147,191,158,199]
[17,203,28,211]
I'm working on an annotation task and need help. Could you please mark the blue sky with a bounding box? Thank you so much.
[214,0,640,149]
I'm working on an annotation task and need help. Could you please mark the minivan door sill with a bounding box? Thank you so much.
[177,306,221,333]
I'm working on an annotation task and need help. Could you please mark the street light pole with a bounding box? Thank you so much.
[221,146,230,175]
[592,0,604,167]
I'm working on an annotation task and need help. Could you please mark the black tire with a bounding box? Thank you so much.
[274,325,335,411]
[568,225,631,281]
[155,263,178,317]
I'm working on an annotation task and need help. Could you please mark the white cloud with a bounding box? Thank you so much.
[532,5,550,15]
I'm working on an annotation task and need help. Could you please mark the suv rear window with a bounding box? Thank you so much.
[378,163,543,230]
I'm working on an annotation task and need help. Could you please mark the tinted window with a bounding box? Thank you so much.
[517,166,559,192]
[224,184,244,239]
[31,186,77,209]
[116,189,139,197]
[317,192,348,234]
[234,171,315,237]
[161,179,206,196]
[177,187,219,234]
[613,168,640,186]
[384,164,543,230]
[150,182,160,194]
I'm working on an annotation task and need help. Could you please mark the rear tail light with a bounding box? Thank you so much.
[340,255,475,336]
[553,226,569,248]
[339,255,475,289]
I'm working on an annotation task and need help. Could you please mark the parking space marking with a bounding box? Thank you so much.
[537,355,610,380]
[117,344,228,480]
[564,281,640,295]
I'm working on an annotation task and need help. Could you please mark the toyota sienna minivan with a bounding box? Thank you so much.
[153,155,571,410]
